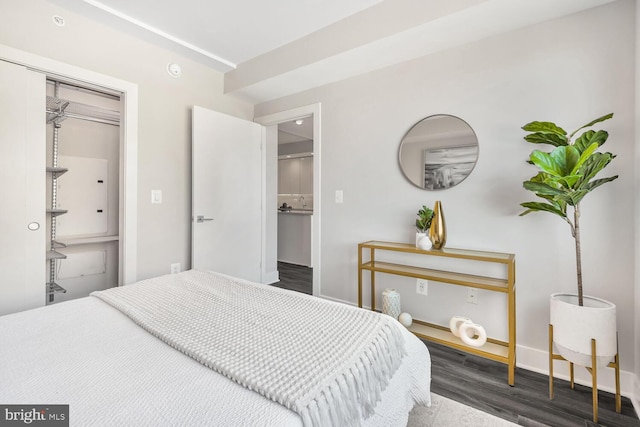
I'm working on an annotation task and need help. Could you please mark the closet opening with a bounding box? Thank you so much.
[45,78,122,304]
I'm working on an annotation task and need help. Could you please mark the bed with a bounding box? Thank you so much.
[0,270,430,426]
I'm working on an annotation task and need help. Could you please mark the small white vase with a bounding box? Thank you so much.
[415,232,426,247]
[550,293,617,368]
[382,288,401,320]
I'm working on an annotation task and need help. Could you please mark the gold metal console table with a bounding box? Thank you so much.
[357,240,517,385]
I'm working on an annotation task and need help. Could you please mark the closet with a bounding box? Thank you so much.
[45,79,121,304]
[0,59,122,316]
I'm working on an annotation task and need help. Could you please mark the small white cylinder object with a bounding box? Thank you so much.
[449,316,472,338]
[459,322,488,347]
[382,288,401,320]
[398,312,413,328]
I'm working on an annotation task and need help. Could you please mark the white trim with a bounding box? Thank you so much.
[260,126,267,284]
[255,103,321,296]
[633,374,640,420]
[0,43,138,285]
[264,270,279,285]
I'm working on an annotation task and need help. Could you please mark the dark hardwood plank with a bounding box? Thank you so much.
[271,262,312,295]
[427,340,639,427]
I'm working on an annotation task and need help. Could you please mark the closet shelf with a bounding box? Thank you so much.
[47,282,67,295]
[46,166,68,176]
[46,208,68,216]
[46,250,67,260]
[46,95,120,126]
[51,240,67,249]
[56,235,119,246]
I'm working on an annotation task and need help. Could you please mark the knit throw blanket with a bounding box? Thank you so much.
[91,270,406,427]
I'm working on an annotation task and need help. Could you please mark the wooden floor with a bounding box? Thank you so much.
[271,262,312,295]
[427,340,639,427]
[270,265,638,426]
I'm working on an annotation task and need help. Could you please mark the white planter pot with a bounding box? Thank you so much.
[550,293,617,368]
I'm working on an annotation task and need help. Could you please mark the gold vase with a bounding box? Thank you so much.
[429,201,446,249]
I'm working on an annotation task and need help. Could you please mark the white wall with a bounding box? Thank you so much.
[256,0,637,383]
[0,0,253,280]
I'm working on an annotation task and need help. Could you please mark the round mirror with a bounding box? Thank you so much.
[399,114,479,190]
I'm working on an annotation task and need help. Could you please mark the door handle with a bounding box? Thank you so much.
[195,215,214,223]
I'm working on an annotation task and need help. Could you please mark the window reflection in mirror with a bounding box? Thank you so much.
[398,115,479,190]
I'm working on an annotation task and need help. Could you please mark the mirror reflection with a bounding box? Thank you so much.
[399,114,479,190]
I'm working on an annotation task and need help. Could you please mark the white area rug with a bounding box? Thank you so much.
[408,393,518,427]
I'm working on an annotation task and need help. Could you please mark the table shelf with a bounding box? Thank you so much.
[357,240,516,385]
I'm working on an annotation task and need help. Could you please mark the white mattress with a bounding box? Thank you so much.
[0,286,430,426]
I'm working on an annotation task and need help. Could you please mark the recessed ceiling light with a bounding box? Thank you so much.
[166,63,182,78]
[52,15,65,27]
[295,119,303,125]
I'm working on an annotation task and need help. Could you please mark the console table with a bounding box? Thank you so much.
[357,240,517,385]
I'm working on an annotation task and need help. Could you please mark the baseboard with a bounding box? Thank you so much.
[516,343,637,400]
[633,375,640,418]
[264,270,279,285]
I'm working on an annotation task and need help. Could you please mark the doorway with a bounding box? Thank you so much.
[275,117,313,294]
[255,103,321,296]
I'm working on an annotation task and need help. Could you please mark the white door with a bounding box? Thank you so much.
[0,60,46,315]
[191,106,265,283]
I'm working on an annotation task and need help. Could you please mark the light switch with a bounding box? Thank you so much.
[151,190,162,204]
[335,190,343,204]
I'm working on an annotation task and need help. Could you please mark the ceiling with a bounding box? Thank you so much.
[52,0,615,103]
[278,117,313,145]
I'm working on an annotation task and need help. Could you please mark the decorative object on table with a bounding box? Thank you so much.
[416,235,431,250]
[449,316,487,348]
[415,205,434,248]
[398,312,413,328]
[519,113,621,421]
[448,315,471,337]
[428,200,446,249]
[458,322,487,348]
[382,288,401,320]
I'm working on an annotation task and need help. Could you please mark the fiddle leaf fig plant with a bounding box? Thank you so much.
[416,205,434,233]
[519,113,618,306]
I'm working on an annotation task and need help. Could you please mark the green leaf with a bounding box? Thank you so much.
[524,132,568,147]
[522,121,567,135]
[573,130,608,153]
[569,113,613,139]
[570,142,599,175]
[530,146,580,177]
[568,190,590,206]
[523,181,566,197]
[583,175,619,192]
[575,152,615,188]
[519,201,567,219]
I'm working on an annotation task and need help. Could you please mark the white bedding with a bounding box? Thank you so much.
[0,273,431,426]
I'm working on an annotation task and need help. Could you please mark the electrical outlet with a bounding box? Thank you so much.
[467,288,478,304]
[170,263,181,274]
[416,279,429,295]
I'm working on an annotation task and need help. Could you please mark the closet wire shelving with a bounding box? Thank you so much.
[44,82,120,303]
